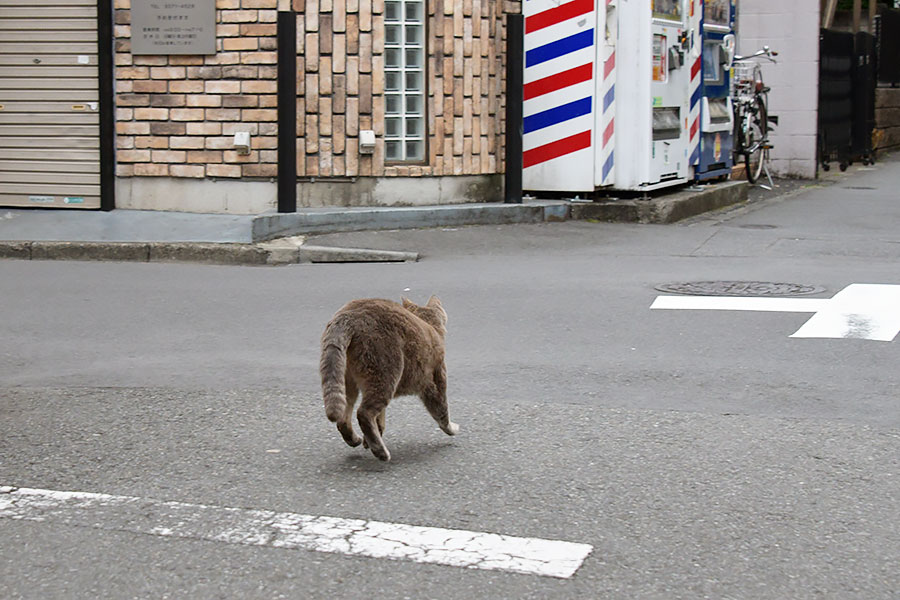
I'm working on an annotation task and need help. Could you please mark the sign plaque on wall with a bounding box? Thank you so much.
[131,1,216,55]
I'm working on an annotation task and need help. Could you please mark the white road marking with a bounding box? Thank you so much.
[651,283,900,342]
[650,296,830,313]
[0,486,592,579]
[790,284,900,341]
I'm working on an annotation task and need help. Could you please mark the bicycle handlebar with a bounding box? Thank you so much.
[733,46,778,62]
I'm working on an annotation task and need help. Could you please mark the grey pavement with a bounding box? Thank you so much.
[0,178,748,264]
[2,156,899,599]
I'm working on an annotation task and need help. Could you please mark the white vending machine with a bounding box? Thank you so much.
[522,0,702,193]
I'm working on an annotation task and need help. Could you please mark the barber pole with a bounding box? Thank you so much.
[689,0,703,167]
[522,0,599,192]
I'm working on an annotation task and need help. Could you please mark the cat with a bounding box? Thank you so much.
[319,296,459,462]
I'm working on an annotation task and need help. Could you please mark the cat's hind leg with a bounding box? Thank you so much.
[421,365,459,436]
[336,377,362,447]
[361,410,385,450]
[357,389,391,461]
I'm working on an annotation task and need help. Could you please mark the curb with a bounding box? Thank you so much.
[298,245,419,263]
[0,240,418,266]
[0,241,271,265]
[251,201,569,242]
[569,180,748,224]
[0,179,748,266]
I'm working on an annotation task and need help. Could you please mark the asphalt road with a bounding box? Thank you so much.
[2,159,898,599]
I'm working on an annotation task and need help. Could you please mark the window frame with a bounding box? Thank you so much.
[383,0,427,164]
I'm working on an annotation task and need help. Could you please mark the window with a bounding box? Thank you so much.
[652,0,683,23]
[384,0,425,162]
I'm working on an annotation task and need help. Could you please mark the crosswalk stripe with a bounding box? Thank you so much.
[0,485,593,579]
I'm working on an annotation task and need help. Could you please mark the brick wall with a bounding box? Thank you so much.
[114,0,280,180]
[113,0,517,187]
[875,87,900,151]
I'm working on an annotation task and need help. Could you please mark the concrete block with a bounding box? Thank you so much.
[30,242,150,262]
[569,181,747,224]
[116,177,277,214]
[652,181,748,223]
[0,242,32,260]
[876,88,900,109]
[570,202,641,223]
[298,245,418,263]
[149,242,269,265]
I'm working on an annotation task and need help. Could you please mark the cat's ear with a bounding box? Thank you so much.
[401,297,416,310]
[426,295,442,307]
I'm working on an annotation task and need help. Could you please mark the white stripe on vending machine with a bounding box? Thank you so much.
[597,0,617,188]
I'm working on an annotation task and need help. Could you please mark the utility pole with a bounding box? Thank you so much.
[823,0,839,29]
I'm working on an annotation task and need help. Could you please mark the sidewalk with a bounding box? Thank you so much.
[0,179,747,265]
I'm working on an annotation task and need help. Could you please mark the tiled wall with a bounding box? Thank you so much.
[113,0,515,185]
[737,0,819,178]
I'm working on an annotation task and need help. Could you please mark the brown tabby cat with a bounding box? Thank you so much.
[319,296,459,461]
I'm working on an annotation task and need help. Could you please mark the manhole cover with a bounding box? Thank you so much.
[655,281,826,297]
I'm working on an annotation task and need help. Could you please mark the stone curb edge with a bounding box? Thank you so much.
[0,181,747,266]
[569,180,748,224]
[0,241,419,266]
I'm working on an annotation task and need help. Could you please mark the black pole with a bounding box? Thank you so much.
[504,13,524,204]
[277,10,297,213]
[98,0,115,211]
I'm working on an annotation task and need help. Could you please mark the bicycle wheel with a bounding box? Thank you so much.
[744,97,767,183]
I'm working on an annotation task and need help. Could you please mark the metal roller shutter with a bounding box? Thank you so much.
[0,0,101,209]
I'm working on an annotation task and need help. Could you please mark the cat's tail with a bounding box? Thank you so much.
[320,324,350,423]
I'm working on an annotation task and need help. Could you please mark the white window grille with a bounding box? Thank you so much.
[384,0,425,162]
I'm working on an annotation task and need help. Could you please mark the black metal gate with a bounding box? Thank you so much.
[819,29,854,171]
[877,9,900,86]
[852,32,876,164]
[818,29,876,171]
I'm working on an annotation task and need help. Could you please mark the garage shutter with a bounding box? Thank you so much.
[0,0,101,209]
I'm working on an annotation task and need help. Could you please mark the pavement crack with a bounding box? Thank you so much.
[690,229,721,255]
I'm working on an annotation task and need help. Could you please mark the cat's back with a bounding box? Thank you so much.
[327,298,418,335]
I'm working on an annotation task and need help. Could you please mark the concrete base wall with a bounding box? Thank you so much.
[116,175,503,214]
[297,174,503,208]
[116,177,277,214]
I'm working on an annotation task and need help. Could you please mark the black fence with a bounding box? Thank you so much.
[853,32,876,161]
[818,29,876,170]
[877,9,900,86]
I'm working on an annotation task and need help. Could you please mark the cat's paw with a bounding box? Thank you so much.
[442,422,460,436]
[338,425,363,447]
[370,444,391,462]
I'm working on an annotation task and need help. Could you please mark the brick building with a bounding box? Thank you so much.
[0,0,518,213]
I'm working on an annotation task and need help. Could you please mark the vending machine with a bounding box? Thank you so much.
[694,0,736,181]
[522,0,700,193]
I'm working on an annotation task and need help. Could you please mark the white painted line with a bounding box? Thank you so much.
[650,296,830,312]
[0,486,592,579]
[651,284,900,342]
[790,283,900,342]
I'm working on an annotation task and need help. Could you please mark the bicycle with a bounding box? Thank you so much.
[731,46,778,186]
